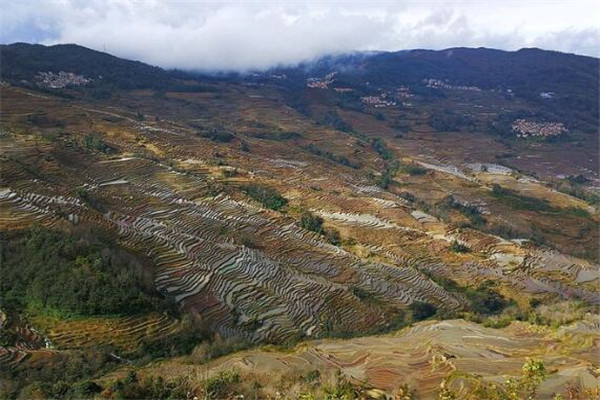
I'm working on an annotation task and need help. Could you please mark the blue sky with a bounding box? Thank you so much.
[2,0,598,71]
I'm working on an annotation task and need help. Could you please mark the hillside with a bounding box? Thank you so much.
[0,43,171,89]
[0,43,598,399]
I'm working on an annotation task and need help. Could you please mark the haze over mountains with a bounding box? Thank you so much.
[4,42,599,133]
[3,0,598,70]
[0,41,598,399]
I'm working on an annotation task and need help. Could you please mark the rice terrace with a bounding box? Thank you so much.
[0,1,599,399]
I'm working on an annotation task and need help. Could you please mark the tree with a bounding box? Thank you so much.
[243,184,287,211]
[409,301,437,321]
[301,211,324,234]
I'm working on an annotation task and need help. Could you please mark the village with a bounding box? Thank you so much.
[35,71,91,89]
[306,72,337,89]
[424,78,481,92]
[360,93,397,107]
[511,119,569,138]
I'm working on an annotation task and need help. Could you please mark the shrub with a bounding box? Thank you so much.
[108,374,192,399]
[301,211,324,234]
[400,164,427,176]
[450,240,470,253]
[199,129,235,143]
[82,134,113,154]
[235,232,261,249]
[370,138,394,161]
[304,143,359,169]
[202,370,240,399]
[244,184,287,211]
[323,370,363,400]
[302,370,321,384]
[491,184,554,212]
[527,300,595,327]
[464,283,508,315]
[247,131,303,141]
[0,225,167,317]
[321,110,353,132]
[409,301,437,321]
[437,196,487,227]
[324,229,341,246]
[352,286,374,301]
[276,131,303,140]
[442,359,549,399]
[376,167,395,189]
[430,111,474,132]
[191,336,251,364]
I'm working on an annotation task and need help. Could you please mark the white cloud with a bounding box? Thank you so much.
[1,0,598,71]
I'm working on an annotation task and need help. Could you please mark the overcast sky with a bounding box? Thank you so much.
[2,0,598,71]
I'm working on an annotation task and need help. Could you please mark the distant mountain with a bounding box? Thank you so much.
[263,47,599,131]
[0,43,171,89]
[2,43,598,127]
[347,47,598,91]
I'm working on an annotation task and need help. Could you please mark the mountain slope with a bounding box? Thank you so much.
[0,43,171,89]
[0,43,598,399]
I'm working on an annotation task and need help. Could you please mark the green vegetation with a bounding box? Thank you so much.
[304,143,359,169]
[430,111,474,132]
[375,167,395,189]
[437,195,487,228]
[301,211,324,233]
[198,129,235,143]
[321,110,353,132]
[492,184,592,221]
[420,271,510,319]
[370,138,393,161]
[491,184,554,212]
[249,130,303,141]
[240,140,250,152]
[322,370,366,400]
[324,229,342,246]
[0,225,169,317]
[399,163,427,176]
[449,240,470,253]
[107,372,192,399]
[526,299,598,328]
[409,301,437,321]
[17,369,192,400]
[442,359,549,400]
[2,43,172,90]
[201,370,241,399]
[299,211,343,246]
[1,347,120,400]
[548,175,599,206]
[369,138,401,189]
[83,134,114,154]
[243,184,288,211]
[135,317,207,360]
[351,286,375,301]
[562,207,591,218]
[27,113,65,128]
[191,337,252,364]
[464,282,509,316]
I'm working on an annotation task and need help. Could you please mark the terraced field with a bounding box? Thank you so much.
[1,72,598,398]
[30,313,181,352]
[135,317,600,399]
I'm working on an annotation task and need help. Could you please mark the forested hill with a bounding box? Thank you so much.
[264,47,599,125]
[346,47,598,91]
[2,43,598,126]
[0,43,171,89]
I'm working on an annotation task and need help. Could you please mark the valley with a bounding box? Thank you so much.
[0,44,598,399]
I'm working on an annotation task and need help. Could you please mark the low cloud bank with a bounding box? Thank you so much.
[1,1,598,71]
